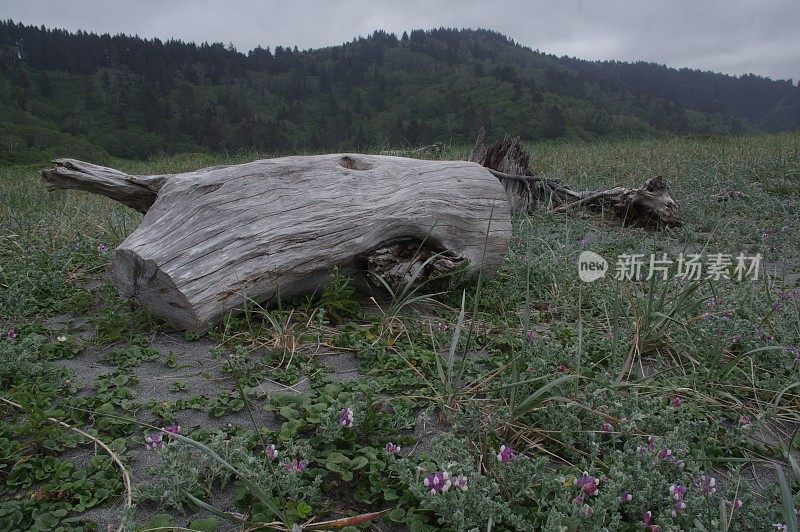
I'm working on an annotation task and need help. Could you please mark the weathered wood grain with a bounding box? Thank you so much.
[41,158,167,213]
[42,154,511,330]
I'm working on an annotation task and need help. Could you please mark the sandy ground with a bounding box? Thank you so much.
[43,312,371,530]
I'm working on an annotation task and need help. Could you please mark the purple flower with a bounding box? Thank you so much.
[423,471,451,493]
[739,415,753,428]
[642,511,653,526]
[526,330,534,342]
[339,407,354,427]
[97,243,109,254]
[6,328,17,340]
[732,498,743,510]
[621,490,632,503]
[265,444,278,460]
[601,422,613,433]
[452,474,468,492]
[671,396,682,408]
[384,442,401,455]
[556,363,568,373]
[658,448,673,460]
[572,495,584,506]
[145,433,163,450]
[638,435,656,454]
[670,484,687,501]
[731,335,742,344]
[580,504,594,518]
[496,445,516,463]
[438,322,448,333]
[575,472,600,496]
[671,500,686,517]
[670,484,688,516]
[285,458,306,473]
[163,425,181,436]
[699,475,716,494]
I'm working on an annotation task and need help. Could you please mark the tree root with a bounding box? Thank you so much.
[468,129,681,228]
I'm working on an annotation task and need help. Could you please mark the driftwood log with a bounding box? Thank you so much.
[42,155,511,330]
[468,129,681,228]
[41,132,680,330]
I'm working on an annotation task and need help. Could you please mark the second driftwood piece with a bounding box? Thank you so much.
[42,154,511,331]
[468,129,681,228]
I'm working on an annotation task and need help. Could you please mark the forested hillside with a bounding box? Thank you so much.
[1,20,798,163]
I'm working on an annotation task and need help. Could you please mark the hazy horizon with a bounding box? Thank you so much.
[3,0,799,82]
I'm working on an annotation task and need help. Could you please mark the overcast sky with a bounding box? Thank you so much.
[4,0,799,81]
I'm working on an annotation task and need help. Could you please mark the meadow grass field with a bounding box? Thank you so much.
[1,133,800,531]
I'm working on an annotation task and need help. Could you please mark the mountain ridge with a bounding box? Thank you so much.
[1,21,798,163]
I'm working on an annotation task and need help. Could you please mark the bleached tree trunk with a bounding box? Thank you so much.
[42,154,512,331]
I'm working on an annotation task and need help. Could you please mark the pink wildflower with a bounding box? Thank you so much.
[452,474,468,492]
[497,445,516,463]
[384,442,401,455]
[339,407,354,427]
[285,458,306,473]
[575,472,600,496]
[423,471,451,493]
[699,475,716,494]
[265,444,278,460]
[145,433,163,450]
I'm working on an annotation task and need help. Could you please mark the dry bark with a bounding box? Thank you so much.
[42,158,167,213]
[468,129,681,228]
[467,128,581,212]
[41,154,511,330]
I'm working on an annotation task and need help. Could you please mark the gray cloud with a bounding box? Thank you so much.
[4,0,799,80]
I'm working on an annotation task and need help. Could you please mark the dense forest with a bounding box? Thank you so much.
[1,20,799,164]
